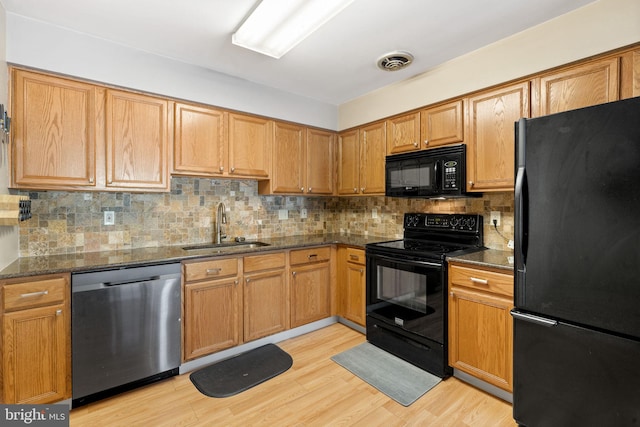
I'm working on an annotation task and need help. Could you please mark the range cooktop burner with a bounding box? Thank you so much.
[374,239,469,255]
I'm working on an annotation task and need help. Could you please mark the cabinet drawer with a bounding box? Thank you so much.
[345,247,365,265]
[290,246,331,265]
[449,264,514,297]
[244,252,286,273]
[183,257,239,282]
[3,276,67,311]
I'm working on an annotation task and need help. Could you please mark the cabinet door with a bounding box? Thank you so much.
[270,121,305,194]
[533,57,619,117]
[467,82,529,192]
[344,261,366,326]
[105,90,170,190]
[228,113,272,178]
[449,286,513,392]
[173,102,227,176]
[290,262,331,328]
[306,128,335,195]
[11,69,96,189]
[244,269,288,341]
[421,100,464,148]
[359,121,386,195]
[386,112,421,155]
[183,278,241,360]
[2,303,69,404]
[337,129,360,195]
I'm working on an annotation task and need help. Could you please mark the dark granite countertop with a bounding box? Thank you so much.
[447,248,514,272]
[0,233,393,280]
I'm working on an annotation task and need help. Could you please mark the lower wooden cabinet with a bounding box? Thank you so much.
[182,257,242,361]
[448,262,514,392]
[337,246,366,326]
[243,252,288,342]
[0,273,71,404]
[290,246,332,328]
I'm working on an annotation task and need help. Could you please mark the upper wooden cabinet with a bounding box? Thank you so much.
[11,69,171,192]
[228,112,272,179]
[421,100,464,149]
[466,81,530,192]
[532,57,620,117]
[11,70,97,189]
[337,122,386,195]
[105,89,171,191]
[259,124,334,195]
[386,111,420,155]
[173,102,227,177]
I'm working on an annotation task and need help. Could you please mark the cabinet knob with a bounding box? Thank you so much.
[246,278,250,283]
[308,187,312,192]
[424,140,429,146]
[353,188,358,193]
[234,280,239,285]
[413,142,418,147]
[220,166,224,172]
[468,181,474,187]
[450,292,454,297]
[361,187,365,192]
[56,309,62,316]
[300,187,304,192]
[108,179,113,185]
[292,271,297,277]
[359,269,364,273]
[231,167,235,173]
[89,177,94,183]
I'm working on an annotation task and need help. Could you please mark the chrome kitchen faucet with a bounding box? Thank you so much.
[215,202,227,244]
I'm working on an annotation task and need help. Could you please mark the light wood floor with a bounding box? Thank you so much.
[70,324,516,426]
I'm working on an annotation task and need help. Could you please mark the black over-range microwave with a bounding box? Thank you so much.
[385,144,476,198]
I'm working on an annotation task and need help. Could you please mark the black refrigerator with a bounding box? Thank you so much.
[513,96,640,427]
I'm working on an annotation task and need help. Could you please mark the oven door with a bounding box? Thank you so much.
[366,251,445,344]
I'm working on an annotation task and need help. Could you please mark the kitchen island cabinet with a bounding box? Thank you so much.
[448,262,514,392]
[0,273,71,404]
[290,246,332,328]
[182,257,242,361]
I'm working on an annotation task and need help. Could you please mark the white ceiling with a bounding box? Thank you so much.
[1,0,597,106]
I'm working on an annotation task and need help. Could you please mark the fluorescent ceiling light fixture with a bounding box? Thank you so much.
[232,0,355,59]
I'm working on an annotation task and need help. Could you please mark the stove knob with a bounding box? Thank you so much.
[450,217,459,227]
[467,217,476,228]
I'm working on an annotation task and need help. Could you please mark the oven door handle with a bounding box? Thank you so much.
[371,254,442,269]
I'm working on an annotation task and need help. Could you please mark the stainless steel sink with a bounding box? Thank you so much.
[182,241,270,251]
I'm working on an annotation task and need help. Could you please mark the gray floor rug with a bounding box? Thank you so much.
[190,344,293,398]
[331,342,441,406]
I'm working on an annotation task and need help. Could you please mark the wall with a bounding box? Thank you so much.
[16,179,513,257]
[0,2,19,269]
[5,14,337,131]
[339,0,640,129]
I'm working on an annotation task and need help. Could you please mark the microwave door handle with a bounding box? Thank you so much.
[434,160,441,190]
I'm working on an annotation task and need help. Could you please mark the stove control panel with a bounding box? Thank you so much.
[404,213,482,232]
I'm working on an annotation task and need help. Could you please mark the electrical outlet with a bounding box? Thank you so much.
[490,211,501,226]
[300,208,308,219]
[104,211,115,225]
[508,240,515,249]
[278,209,288,220]
[372,208,378,218]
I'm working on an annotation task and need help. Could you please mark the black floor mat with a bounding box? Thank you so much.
[189,344,293,398]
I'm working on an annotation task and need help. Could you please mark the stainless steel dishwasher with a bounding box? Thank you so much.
[71,263,181,406]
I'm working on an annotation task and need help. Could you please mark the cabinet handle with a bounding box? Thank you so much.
[413,142,418,147]
[470,277,489,285]
[468,181,474,187]
[220,166,224,172]
[206,268,222,275]
[231,167,235,173]
[359,269,364,273]
[424,139,429,146]
[89,177,94,183]
[234,280,239,285]
[353,188,358,193]
[292,271,297,277]
[450,291,454,297]
[361,187,365,192]
[300,187,304,192]
[108,179,113,184]
[349,254,360,261]
[307,254,318,259]
[308,187,312,192]
[246,278,250,283]
[56,309,62,316]
[20,290,48,298]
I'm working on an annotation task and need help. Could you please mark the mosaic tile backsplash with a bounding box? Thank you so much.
[17,177,514,257]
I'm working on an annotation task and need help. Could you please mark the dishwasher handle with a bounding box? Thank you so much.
[104,276,160,287]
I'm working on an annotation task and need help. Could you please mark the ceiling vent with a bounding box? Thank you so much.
[376,51,414,71]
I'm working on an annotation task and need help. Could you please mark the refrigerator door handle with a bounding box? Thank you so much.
[511,310,558,327]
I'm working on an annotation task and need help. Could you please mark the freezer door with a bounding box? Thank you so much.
[513,311,640,427]
[515,97,640,337]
